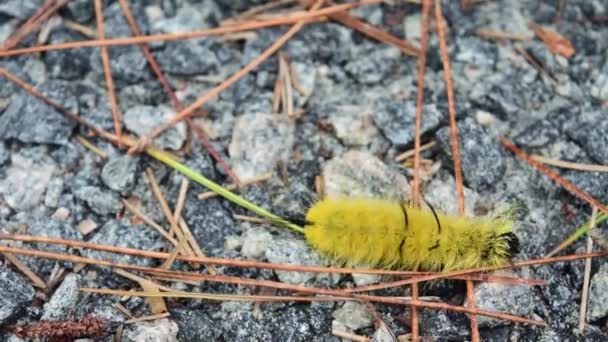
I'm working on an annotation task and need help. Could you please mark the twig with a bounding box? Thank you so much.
[475,28,533,41]
[94,0,123,144]
[500,138,608,216]
[0,2,372,58]
[513,45,557,85]
[410,282,419,342]
[112,303,135,319]
[121,199,178,246]
[466,280,480,342]
[125,313,171,324]
[395,141,436,162]
[80,287,545,326]
[531,155,608,173]
[75,135,108,159]
[179,217,218,275]
[0,234,547,282]
[411,0,431,208]
[113,269,167,314]
[434,0,465,217]
[332,328,370,342]
[3,253,47,289]
[326,9,419,57]
[145,168,181,238]
[64,19,96,38]
[578,207,597,332]
[346,251,608,292]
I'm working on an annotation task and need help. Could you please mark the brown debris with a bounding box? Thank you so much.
[11,315,107,341]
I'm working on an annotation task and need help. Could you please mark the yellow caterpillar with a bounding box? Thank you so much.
[302,198,518,271]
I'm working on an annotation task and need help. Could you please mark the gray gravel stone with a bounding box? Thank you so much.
[240,225,273,260]
[74,186,121,216]
[44,177,64,208]
[472,274,535,327]
[332,302,373,330]
[321,150,411,202]
[0,0,41,19]
[122,319,178,342]
[0,80,78,145]
[0,265,35,325]
[155,40,220,76]
[44,30,91,80]
[564,170,608,203]
[0,142,9,165]
[84,220,164,267]
[373,100,443,148]
[66,0,93,23]
[436,118,506,191]
[345,45,402,84]
[42,273,82,320]
[151,0,221,33]
[0,147,56,210]
[265,237,324,285]
[329,105,378,146]
[101,155,139,195]
[564,108,608,164]
[219,311,272,341]
[418,309,467,340]
[228,113,294,180]
[587,263,608,321]
[124,105,186,151]
[172,308,221,341]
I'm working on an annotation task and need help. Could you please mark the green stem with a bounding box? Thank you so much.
[146,148,305,234]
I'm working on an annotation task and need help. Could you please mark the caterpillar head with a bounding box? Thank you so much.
[481,232,520,266]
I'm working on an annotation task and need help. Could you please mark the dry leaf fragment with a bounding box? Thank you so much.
[529,22,575,58]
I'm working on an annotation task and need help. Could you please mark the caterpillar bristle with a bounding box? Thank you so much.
[303,198,518,271]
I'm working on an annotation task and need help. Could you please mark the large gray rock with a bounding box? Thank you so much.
[0,147,56,210]
[229,113,294,180]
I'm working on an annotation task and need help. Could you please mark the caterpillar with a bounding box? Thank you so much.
[301,198,519,271]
